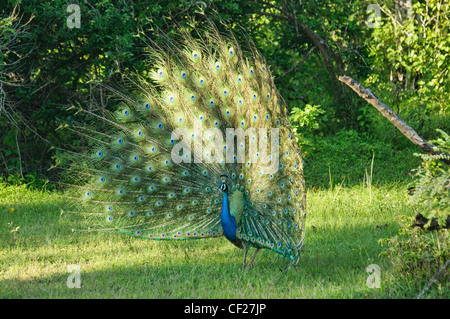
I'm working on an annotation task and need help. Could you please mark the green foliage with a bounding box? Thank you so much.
[379,216,449,298]
[410,129,450,228]
[304,129,419,187]
[289,104,325,155]
[366,0,450,115]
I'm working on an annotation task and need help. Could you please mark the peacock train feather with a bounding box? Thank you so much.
[56,21,306,268]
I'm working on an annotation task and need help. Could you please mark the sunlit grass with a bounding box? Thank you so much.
[0,180,427,298]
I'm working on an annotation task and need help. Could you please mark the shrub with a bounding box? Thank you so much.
[410,129,450,228]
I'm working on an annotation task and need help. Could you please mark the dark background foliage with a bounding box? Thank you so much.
[1,0,449,187]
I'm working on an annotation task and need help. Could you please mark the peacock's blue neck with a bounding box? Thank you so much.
[220,188,237,241]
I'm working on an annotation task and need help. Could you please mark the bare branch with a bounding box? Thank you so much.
[338,75,450,164]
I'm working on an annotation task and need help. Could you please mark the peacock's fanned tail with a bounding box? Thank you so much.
[58,22,306,263]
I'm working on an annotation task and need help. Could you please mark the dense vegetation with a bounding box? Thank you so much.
[0,0,448,298]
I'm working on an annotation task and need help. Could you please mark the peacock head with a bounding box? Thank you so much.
[219,174,228,193]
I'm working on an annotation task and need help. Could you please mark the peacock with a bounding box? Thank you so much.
[57,21,307,269]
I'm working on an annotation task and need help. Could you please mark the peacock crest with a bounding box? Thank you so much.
[57,21,306,268]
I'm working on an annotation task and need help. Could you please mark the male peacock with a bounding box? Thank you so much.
[58,21,306,269]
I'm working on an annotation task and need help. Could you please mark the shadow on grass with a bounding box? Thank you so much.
[1,203,398,298]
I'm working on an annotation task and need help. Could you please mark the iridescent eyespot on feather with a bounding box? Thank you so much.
[215,62,220,70]
[169,96,174,102]
[229,48,234,56]
[250,67,254,75]
[190,94,195,101]
[96,151,103,157]
[237,75,242,83]
[192,51,198,59]
[128,211,135,217]
[199,77,204,85]
[135,230,141,236]
[262,65,266,72]
[210,99,214,106]
[238,98,243,106]
[266,93,270,100]
[158,69,164,77]
[223,89,228,96]
[181,71,187,79]
[252,93,257,100]
[106,216,113,222]
[98,177,105,183]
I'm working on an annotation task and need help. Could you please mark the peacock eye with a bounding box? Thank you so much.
[215,62,220,70]
[181,71,187,78]
[192,51,198,59]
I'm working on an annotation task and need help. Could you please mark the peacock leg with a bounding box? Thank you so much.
[242,244,249,269]
[247,248,261,269]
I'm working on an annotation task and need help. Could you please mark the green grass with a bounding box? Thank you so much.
[3,178,443,299]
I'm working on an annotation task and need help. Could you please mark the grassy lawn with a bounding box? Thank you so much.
[2,179,432,299]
